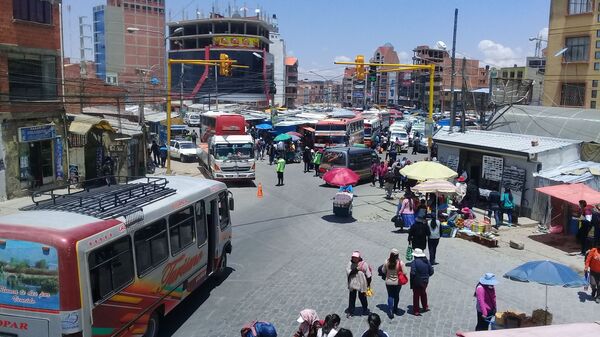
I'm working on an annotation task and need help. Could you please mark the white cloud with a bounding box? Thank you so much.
[398,51,411,64]
[334,55,351,63]
[478,39,523,67]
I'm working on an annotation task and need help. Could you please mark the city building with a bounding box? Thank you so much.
[411,45,447,110]
[370,43,400,106]
[0,0,68,200]
[491,65,544,106]
[543,0,599,108]
[93,0,166,87]
[284,56,298,107]
[269,16,286,107]
[341,67,355,107]
[167,10,275,105]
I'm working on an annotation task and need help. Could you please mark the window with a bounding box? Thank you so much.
[517,71,523,79]
[89,237,134,303]
[597,30,600,38]
[597,40,600,48]
[592,101,597,108]
[596,52,600,59]
[593,80,598,87]
[561,83,585,106]
[596,62,600,70]
[218,192,231,230]
[593,90,598,98]
[568,0,592,14]
[502,71,508,78]
[13,0,53,24]
[565,37,590,61]
[134,219,168,276]
[195,202,208,246]
[8,54,57,100]
[510,72,515,78]
[169,207,195,255]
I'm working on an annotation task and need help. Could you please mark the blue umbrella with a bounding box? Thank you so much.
[255,123,273,130]
[504,260,586,322]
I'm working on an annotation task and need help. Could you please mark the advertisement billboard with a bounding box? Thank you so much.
[212,35,260,48]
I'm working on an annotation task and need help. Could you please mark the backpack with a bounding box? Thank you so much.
[502,193,514,209]
[241,321,277,337]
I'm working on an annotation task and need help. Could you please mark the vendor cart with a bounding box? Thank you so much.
[333,192,353,217]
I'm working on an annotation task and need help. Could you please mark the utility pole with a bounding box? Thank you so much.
[460,57,467,133]
[214,64,219,110]
[450,8,458,129]
[179,65,184,115]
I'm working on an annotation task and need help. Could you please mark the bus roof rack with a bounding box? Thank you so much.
[21,176,177,219]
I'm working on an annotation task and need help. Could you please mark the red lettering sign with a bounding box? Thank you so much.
[0,320,28,330]
[161,252,203,286]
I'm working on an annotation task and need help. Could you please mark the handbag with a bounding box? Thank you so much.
[396,262,408,285]
[392,215,404,228]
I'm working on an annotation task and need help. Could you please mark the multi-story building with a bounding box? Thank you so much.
[93,0,166,87]
[370,43,400,106]
[412,45,447,110]
[0,0,68,199]
[493,65,544,106]
[284,56,298,107]
[167,12,275,105]
[341,67,355,106]
[270,19,286,107]
[543,0,599,108]
[341,67,368,108]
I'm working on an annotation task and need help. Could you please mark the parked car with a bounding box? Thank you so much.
[169,140,198,163]
[390,130,409,152]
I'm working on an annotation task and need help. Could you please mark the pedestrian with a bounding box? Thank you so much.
[396,193,416,230]
[317,314,340,337]
[488,190,502,228]
[345,251,371,318]
[259,138,266,160]
[294,309,321,337]
[275,156,286,186]
[391,160,402,191]
[585,242,600,303]
[384,168,395,199]
[578,200,594,255]
[409,248,433,316]
[388,139,397,163]
[408,215,430,250]
[303,146,313,173]
[313,149,323,177]
[500,188,514,225]
[464,179,480,209]
[268,143,276,165]
[191,130,198,144]
[474,273,498,331]
[411,133,420,155]
[336,329,353,337]
[370,161,378,186]
[381,248,408,318]
[377,161,387,189]
[159,143,168,168]
[427,214,441,265]
[150,140,160,165]
[360,313,389,337]
[241,321,278,337]
[415,198,427,219]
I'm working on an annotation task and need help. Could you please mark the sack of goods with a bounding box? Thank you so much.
[334,192,353,206]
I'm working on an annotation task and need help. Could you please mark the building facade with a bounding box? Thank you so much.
[284,56,298,107]
[93,0,166,87]
[0,0,68,200]
[492,65,544,106]
[270,26,286,107]
[370,43,400,106]
[543,0,600,108]
[167,13,275,105]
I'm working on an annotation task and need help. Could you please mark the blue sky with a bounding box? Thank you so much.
[63,0,550,79]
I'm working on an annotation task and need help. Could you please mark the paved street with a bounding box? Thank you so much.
[161,154,600,337]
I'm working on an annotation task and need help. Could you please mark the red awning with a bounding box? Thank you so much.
[536,183,600,206]
[301,126,315,133]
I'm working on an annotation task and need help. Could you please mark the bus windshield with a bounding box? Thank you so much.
[316,124,346,131]
[215,143,254,160]
[364,127,372,136]
[0,239,60,310]
[315,136,347,145]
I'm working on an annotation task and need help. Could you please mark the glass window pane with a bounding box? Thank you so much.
[593,80,598,87]
[89,236,134,303]
[169,207,195,255]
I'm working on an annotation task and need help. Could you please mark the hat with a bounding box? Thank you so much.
[479,273,499,286]
[297,316,305,323]
[457,176,466,182]
[351,251,361,258]
[390,248,399,256]
[412,248,426,258]
[461,207,471,214]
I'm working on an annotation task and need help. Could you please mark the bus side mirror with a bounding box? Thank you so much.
[229,197,234,211]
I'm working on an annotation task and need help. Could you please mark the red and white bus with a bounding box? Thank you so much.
[363,117,381,148]
[0,176,233,337]
[200,111,246,142]
[389,108,404,124]
[314,116,364,149]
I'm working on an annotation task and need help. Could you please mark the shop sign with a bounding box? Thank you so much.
[212,35,259,48]
[54,137,64,180]
[482,155,503,182]
[18,124,56,142]
[109,144,125,152]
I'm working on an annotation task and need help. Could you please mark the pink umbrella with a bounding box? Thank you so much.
[323,167,360,187]
[286,131,303,138]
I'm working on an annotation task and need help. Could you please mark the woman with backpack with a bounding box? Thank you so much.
[360,313,389,337]
[500,188,515,225]
[346,251,372,318]
[294,309,321,337]
[381,248,408,318]
[410,248,434,316]
[317,314,340,337]
[396,193,416,230]
[474,273,498,331]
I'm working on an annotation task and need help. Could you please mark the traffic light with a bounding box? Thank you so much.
[355,55,365,80]
[219,53,231,76]
[368,65,377,83]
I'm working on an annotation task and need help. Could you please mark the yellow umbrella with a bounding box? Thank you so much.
[400,161,458,181]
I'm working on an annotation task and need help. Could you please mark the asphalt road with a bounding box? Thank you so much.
[161,151,599,337]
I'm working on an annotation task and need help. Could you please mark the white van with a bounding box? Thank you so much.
[185,112,201,127]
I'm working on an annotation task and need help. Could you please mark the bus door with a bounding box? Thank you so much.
[203,197,218,275]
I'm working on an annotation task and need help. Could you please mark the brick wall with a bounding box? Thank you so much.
[0,0,61,51]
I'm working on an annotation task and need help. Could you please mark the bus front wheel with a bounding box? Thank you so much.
[143,312,161,337]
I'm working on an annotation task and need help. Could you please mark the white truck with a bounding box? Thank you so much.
[198,135,256,181]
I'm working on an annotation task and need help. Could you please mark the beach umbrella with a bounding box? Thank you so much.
[400,161,458,181]
[256,123,273,130]
[323,167,360,187]
[504,260,587,323]
[273,133,292,142]
[412,179,457,194]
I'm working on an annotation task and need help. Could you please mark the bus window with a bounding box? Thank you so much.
[323,151,346,166]
[169,206,195,255]
[195,202,208,246]
[89,236,134,303]
[134,219,168,276]
[218,192,230,230]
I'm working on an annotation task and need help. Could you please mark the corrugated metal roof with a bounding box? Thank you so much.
[534,160,600,183]
[433,129,581,155]
[487,105,600,142]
